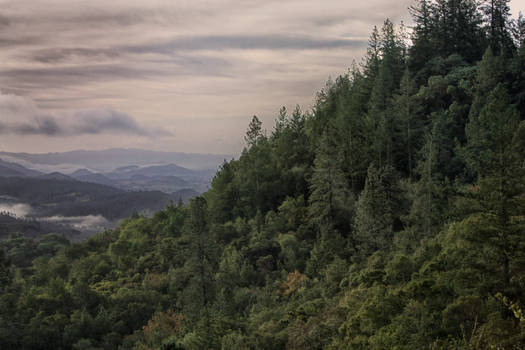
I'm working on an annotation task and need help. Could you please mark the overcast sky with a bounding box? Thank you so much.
[0,0,523,155]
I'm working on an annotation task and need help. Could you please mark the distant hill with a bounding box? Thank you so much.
[66,163,214,194]
[0,165,26,177]
[106,163,198,179]
[0,150,220,194]
[0,176,180,220]
[0,159,43,177]
[38,172,76,181]
[0,213,80,240]
[0,148,232,171]
[69,168,94,177]
[71,173,120,188]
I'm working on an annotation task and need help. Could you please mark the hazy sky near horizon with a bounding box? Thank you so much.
[0,0,524,155]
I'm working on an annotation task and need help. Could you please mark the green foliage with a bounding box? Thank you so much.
[2,2,525,349]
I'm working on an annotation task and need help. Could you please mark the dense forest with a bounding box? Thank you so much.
[1,0,525,348]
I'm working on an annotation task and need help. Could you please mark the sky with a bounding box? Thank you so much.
[0,0,523,155]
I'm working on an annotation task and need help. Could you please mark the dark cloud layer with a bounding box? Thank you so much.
[0,117,61,136]
[28,34,367,63]
[128,34,367,53]
[0,95,171,137]
[70,109,172,136]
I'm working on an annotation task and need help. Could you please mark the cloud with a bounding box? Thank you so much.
[31,48,120,63]
[0,92,172,137]
[26,34,366,64]
[0,202,32,218]
[124,34,367,53]
[4,116,62,136]
[70,109,172,136]
[41,214,111,231]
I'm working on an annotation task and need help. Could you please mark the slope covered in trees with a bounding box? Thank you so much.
[1,0,525,349]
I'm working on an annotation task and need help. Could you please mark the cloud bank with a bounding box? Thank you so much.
[0,92,171,137]
[0,202,32,217]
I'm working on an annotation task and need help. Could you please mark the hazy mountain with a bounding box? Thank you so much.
[0,148,232,171]
[0,213,81,240]
[106,163,197,179]
[66,163,211,193]
[0,151,210,238]
[0,165,26,178]
[71,172,120,188]
[38,172,76,181]
[0,176,181,220]
[0,159,44,177]
[0,174,199,240]
[70,168,94,177]
[0,149,220,194]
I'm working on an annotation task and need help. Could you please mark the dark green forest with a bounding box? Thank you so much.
[1,0,525,348]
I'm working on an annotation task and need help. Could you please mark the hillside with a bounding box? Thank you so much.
[0,1,524,349]
[0,159,43,177]
[0,176,179,220]
[0,213,80,240]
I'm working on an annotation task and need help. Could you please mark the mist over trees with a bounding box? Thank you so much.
[1,0,525,349]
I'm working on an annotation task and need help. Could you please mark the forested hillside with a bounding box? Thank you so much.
[1,0,525,349]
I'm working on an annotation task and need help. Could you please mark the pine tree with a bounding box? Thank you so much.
[245,115,263,148]
[364,26,381,82]
[184,197,217,345]
[408,129,451,238]
[331,69,370,193]
[354,165,399,256]
[482,0,515,56]
[409,0,435,78]
[462,84,525,295]
[392,68,424,178]
[206,161,239,223]
[308,133,351,232]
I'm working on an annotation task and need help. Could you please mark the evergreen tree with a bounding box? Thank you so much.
[245,115,263,148]
[331,68,370,193]
[482,0,515,56]
[392,68,424,178]
[409,0,435,79]
[184,197,216,345]
[354,165,399,256]
[463,84,525,295]
[308,133,351,232]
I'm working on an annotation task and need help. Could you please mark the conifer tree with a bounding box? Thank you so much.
[354,165,399,256]
[482,0,515,56]
[331,68,370,193]
[463,84,525,294]
[409,0,435,78]
[392,68,424,178]
[245,115,263,148]
[308,133,350,231]
[184,197,216,344]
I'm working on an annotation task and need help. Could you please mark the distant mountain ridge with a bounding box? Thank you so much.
[0,176,180,220]
[0,152,215,194]
[0,148,233,171]
[0,159,44,177]
[0,150,212,238]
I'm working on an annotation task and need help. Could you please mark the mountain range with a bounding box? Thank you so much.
[0,148,233,172]
[0,149,222,239]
